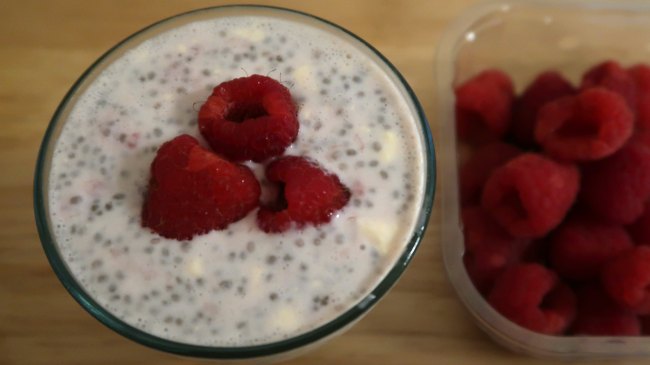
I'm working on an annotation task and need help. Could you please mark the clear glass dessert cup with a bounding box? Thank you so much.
[438,0,650,359]
[33,5,435,363]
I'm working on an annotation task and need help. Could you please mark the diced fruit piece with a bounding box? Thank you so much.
[580,140,650,224]
[549,215,633,281]
[628,201,650,245]
[462,206,528,294]
[357,217,398,255]
[459,142,521,206]
[511,71,575,147]
[572,283,640,336]
[481,153,580,238]
[535,88,633,161]
[141,135,261,240]
[581,60,637,110]
[602,246,650,315]
[455,69,514,143]
[269,306,300,332]
[629,64,650,130]
[199,74,298,162]
[488,263,576,334]
[257,156,350,233]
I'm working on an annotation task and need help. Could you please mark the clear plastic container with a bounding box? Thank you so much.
[437,0,650,359]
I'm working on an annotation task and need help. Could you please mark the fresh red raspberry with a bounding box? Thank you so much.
[481,153,580,239]
[199,74,298,162]
[141,135,261,240]
[580,140,650,224]
[511,71,575,147]
[455,69,514,144]
[572,283,640,336]
[634,129,650,149]
[459,142,521,206]
[462,206,528,294]
[629,64,650,130]
[257,156,350,233]
[602,246,650,315]
[488,263,576,335]
[581,60,637,110]
[535,88,633,162]
[549,215,633,281]
[628,201,650,245]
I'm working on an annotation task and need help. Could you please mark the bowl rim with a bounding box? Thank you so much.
[33,4,436,359]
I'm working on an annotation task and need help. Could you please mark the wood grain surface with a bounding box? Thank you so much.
[0,1,645,364]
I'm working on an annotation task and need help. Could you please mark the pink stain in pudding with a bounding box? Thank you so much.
[126,133,140,149]
[351,180,364,197]
[137,266,157,281]
[84,179,106,198]
[109,248,123,258]
[201,302,220,316]
[354,134,365,151]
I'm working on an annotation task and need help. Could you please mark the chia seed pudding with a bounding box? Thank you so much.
[46,9,426,347]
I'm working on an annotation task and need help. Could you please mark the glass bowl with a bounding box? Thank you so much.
[34,5,435,363]
[438,0,650,359]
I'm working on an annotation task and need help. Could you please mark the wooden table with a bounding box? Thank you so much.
[0,1,644,364]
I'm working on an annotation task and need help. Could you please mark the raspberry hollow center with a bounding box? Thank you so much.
[265,182,288,212]
[556,117,600,139]
[502,189,528,220]
[539,290,555,311]
[225,102,268,123]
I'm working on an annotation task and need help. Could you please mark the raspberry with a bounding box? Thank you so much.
[572,284,640,336]
[257,156,350,233]
[199,74,298,162]
[481,153,580,239]
[488,263,576,335]
[628,201,650,245]
[629,64,650,130]
[634,129,650,149]
[549,215,633,281]
[602,246,650,314]
[455,69,514,143]
[511,71,575,147]
[459,142,521,206]
[535,88,633,162]
[580,140,650,224]
[581,60,637,110]
[141,135,261,240]
[462,206,527,294]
